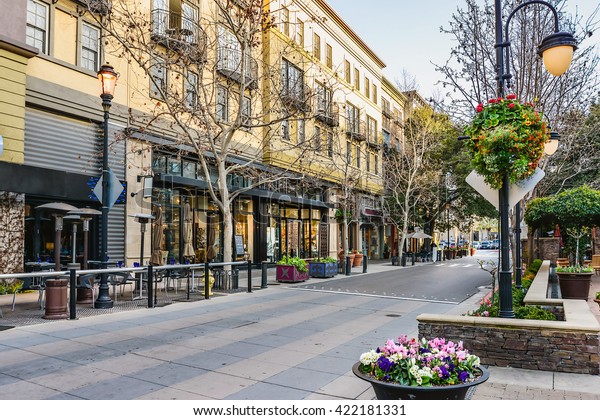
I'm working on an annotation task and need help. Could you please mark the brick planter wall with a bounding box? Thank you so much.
[417,261,600,375]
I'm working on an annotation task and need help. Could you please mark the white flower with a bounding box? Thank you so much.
[359,350,380,365]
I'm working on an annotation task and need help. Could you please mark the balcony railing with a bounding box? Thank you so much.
[366,133,381,150]
[345,119,366,141]
[315,102,339,127]
[73,0,111,15]
[151,8,207,61]
[382,106,392,118]
[217,47,258,89]
[281,86,311,112]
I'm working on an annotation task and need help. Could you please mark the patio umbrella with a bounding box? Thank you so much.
[411,231,432,239]
[206,214,217,261]
[150,205,164,266]
[182,201,195,260]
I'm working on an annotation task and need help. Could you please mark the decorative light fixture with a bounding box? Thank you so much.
[544,130,560,156]
[538,32,578,76]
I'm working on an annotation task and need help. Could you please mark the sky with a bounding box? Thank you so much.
[325,0,599,100]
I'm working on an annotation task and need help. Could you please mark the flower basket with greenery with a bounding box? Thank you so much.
[464,95,549,189]
[276,256,309,282]
[353,336,488,399]
[308,256,338,278]
[556,265,593,300]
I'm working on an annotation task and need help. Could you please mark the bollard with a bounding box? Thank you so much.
[261,261,268,289]
[147,265,154,308]
[345,256,351,276]
[204,262,210,300]
[363,254,367,273]
[412,253,415,265]
[401,254,406,266]
[247,260,252,292]
[69,266,77,320]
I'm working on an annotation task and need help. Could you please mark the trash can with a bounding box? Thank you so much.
[43,278,69,319]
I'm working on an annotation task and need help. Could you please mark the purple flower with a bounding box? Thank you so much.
[439,365,450,379]
[377,356,394,372]
[458,370,470,382]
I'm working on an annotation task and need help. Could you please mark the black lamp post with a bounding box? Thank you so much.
[96,63,119,309]
[493,0,576,318]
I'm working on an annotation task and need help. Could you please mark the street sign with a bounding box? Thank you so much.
[93,168,125,209]
[466,168,545,210]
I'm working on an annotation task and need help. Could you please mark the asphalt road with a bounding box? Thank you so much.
[294,250,499,304]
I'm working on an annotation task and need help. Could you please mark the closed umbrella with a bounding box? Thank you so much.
[183,201,195,259]
[150,205,164,266]
[206,214,217,261]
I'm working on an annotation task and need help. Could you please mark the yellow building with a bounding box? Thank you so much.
[0,0,412,273]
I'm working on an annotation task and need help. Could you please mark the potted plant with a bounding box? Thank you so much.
[276,256,309,283]
[594,291,600,308]
[308,256,338,278]
[353,250,364,267]
[464,95,548,190]
[353,335,488,400]
[556,265,593,300]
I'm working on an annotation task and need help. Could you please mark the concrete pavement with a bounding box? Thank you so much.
[1,256,599,400]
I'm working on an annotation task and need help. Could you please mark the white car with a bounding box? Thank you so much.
[472,241,480,249]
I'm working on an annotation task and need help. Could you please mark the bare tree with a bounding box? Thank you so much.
[382,106,447,260]
[87,0,329,263]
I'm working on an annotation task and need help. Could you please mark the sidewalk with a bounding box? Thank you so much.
[0,258,599,400]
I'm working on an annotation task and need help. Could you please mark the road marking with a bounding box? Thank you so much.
[287,286,459,304]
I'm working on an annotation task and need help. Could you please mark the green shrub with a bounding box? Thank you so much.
[315,256,337,263]
[514,305,557,320]
[277,256,308,272]
[526,259,543,275]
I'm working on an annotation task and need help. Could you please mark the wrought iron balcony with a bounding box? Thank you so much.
[73,0,111,15]
[315,102,339,127]
[151,8,207,61]
[345,119,366,141]
[216,47,258,89]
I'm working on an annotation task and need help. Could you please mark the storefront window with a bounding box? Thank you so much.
[182,161,196,179]
[235,199,253,259]
[167,157,181,176]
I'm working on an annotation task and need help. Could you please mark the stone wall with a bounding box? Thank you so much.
[522,237,559,265]
[417,260,600,375]
[0,192,24,275]
[418,320,599,374]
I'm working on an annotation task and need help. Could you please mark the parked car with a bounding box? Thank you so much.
[491,239,500,249]
[472,241,480,249]
[480,241,491,249]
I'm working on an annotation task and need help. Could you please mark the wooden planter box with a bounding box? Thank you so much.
[308,261,338,278]
[276,265,309,283]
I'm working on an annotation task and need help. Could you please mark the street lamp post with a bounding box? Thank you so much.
[96,63,118,309]
[493,0,576,318]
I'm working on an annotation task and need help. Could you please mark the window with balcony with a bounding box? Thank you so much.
[367,116,377,144]
[327,130,333,158]
[366,150,371,172]
[216,85,229,121]
[217,26,257,87]
[372,85,377,105]
[315,83,337,126]
[26,0,49,54]
[150,57,167,100]
[298,119,305,144]
[313,33,321,61]
[185,71,198,108]
[282,119,290,141]
[355,143,361,168]
[314,126,321,152]
[281,58,305,109]
[80,23,99,71]
[282,6,290,37]
[346,140,352,162]
[152,0,200,45]
[374,153,379,175]
[346,103,364,140]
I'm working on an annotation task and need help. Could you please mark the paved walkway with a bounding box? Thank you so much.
[0,258,599,400]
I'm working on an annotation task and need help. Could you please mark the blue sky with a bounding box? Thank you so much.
[325,0,599,99]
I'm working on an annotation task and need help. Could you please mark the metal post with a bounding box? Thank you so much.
[96,98,113,309]
[495,0,514,318]
[69,267,77,320]
[362,254,367,273]
[247,260,252,292]
[261,261,268,288]
[515,202,522,288]
[204,261,210,300]
[345,256,351,275]
[147,265,154,308]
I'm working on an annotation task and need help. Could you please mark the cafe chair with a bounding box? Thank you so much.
[109,272,135,302]
[77,274,98,308]
[11,277,45,311]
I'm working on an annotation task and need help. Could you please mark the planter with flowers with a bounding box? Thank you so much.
[354,335,488,400]
[464,95,549,190]
[556,265,593,300]
[276,256,309,283]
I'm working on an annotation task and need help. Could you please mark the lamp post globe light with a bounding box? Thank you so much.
[96,63,118,309]
[492,0,576,318]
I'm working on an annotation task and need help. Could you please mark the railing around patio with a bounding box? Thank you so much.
[1,260,252,321]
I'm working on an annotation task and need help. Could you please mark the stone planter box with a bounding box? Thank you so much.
[417,261,600,374]
[308,261,337,278]
[276,265,309,283]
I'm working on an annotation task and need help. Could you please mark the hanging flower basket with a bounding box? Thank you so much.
[464,95,549,189]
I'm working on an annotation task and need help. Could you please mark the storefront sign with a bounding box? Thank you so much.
[234,235,245,256]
